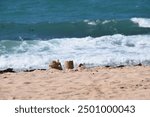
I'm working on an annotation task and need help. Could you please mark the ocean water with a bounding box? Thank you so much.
[0,0,150,71]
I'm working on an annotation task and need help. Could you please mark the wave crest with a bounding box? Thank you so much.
[131,17,150,28]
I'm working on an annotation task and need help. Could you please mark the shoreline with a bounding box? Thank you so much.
[0,66,150,100]
[0,62,143,74]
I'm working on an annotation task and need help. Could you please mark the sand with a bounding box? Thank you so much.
[0,66,150,100]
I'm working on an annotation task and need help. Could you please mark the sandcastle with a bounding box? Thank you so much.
[64,60,74,69]
[49,60,62,70]
[49,60,75,70]
[49,60,85,70]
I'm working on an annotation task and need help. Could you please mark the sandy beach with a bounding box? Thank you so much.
[0,66,150,100]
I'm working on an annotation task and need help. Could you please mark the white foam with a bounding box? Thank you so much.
[84,19,111,25]
[84,19,100,25]
[131,17,150,28]
[0,34,150,71]
[102,20,110,24]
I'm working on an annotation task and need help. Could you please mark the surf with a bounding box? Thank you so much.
[0,34,150,71]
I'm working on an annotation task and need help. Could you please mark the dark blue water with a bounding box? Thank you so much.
[0,0,150,23]
[0,0,150,39]
[0,0,150,71]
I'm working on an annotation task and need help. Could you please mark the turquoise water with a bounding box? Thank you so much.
[0,0,150,71]
[0,0,150,23]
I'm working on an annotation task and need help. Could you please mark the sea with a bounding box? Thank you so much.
[0,0,150,71]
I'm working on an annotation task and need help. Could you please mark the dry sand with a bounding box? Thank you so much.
[0,66,150,100]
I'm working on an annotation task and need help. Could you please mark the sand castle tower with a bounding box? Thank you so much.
[49,60,62,70]
[64,60,74,69]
